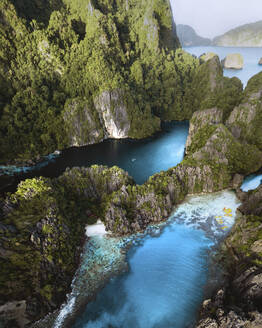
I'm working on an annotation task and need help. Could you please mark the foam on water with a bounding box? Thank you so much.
[0,151,60,176]
[171,190,241,241]
[53,235,129,328]
[68,190,240,328]
[85,220,108,237]
[241,174,262,192]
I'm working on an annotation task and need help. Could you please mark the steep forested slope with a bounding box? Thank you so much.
[0,0,203,164]
[213,20,262,47]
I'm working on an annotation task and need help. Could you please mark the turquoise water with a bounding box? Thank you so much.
[74,226,212,328]
[0,151,60,176]
[55,191,240,328]
[184,46,262,86]
[1,122,188,191]
[241,173,262,191]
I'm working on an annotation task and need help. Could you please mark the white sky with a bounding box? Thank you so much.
[171,0,262,38]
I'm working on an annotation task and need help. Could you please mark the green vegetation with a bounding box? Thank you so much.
[189,56,243,120]
[0,0,203,164]
[213,20,262,47]
[0,165,133,321]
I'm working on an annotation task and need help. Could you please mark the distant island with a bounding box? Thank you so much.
[213,20,262,47]
[178,21,262,47]
[176,24,211,47]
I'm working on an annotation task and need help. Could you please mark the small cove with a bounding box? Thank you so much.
[53,191,240,328]
[0,121,188,193]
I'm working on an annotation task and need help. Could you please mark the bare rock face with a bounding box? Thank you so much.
[200,52,217,62]
[238,184,262,216]
[196,183,262,328]
[63,99,104,147]
[0,301,29,328]
[222,53,244,69]
[186,107,223,152]
[94,89,131,139]
[258,58,262,65]
[226,90,262,151]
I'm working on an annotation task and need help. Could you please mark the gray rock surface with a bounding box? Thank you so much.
[226,90,262,151]
[63,99,104,147]
[222,53,244,69]
[186,107,223,152]
[94,89,131,139]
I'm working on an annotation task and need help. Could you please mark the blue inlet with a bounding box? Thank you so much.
[71,191,240,328]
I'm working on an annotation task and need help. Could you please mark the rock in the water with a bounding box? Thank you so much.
[222,53,244,69]
[259,58,262,65]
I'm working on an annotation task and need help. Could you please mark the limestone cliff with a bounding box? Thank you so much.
[1,69,262,325]
[0,166,134,326]
[187,55,243,119]
[1,0,198,164]
[226,72,262,151]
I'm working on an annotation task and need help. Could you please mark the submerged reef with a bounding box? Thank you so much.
[1,65,262,326]
[0,0,262,326]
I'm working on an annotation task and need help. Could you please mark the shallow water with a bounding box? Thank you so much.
[241,173,262,191]
[184,46,262,86]
[55,191,240,328]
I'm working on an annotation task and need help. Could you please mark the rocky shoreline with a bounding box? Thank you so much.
[1,57,262,327]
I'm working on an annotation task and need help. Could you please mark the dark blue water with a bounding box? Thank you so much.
[185,46,262,86]
[1,122,188,190]
[55,191,240,328]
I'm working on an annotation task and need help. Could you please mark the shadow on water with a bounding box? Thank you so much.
[0,121,188,194]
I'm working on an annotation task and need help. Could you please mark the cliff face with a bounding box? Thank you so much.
[0,166,134,326]
[196,185,262,328]
[213,20,262,47]
[0,0,207,164]
[2,57,262,327]
[177,24,211,47]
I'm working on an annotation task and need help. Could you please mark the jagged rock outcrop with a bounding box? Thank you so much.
[238,184,262,216]
[186,107,223,152]
[196,184,262,328]
[189,55,243,118]
[200,52,217,62]
[191,124,262,175]
[0,167,134,327]
[63,99,104,147]
[222,53,244,70]
[259,58,262,65]
[226,72,262,151]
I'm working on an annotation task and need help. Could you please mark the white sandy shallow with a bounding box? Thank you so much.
[85,220,108,237]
